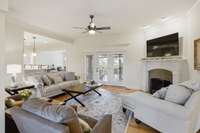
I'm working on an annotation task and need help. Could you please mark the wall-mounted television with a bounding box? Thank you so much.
[147,33,179,57]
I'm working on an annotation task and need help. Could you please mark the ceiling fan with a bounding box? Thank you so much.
[72,15,111,35]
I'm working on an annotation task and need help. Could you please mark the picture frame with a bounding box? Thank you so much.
[194,39,200,70]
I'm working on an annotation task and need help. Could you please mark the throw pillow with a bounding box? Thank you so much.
[153,87,168,99]
[48,73,63,84]
[59,72,65,80]
[78,118,92,133]
[64,72,75,81]
[165,85,192,105]
[42,75,52,86]
[179,80,200,91]
[5,98,16,108]
[22,98,77,123]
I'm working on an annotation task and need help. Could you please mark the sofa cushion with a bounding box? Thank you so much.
[44,84,61,92]
[57,82,72,89]
[59,72,65,80]
[22,98,77,123]
[165,85,192,105]
[179,80,200,91]
[58,80,80,89]
[48,73,63,84]
[42,75,52,86]
[153,87,168,99]
[64,72,75,81]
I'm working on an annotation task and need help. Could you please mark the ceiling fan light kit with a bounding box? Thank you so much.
[89,30,96,35]
[73,15,111,35]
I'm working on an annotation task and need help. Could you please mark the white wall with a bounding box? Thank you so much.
[5,22,24,64]
[69,16,188,89]
[0,0,8,12]
[0,1,8,132]
[34,50,66,67]
[5,20,71,85]
[186,0,200,80]
[5,22,24,85]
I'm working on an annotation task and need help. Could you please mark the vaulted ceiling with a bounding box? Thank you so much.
[8,0,197,40]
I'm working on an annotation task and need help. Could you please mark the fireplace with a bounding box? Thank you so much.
[149,69,172,94]
[141,58,189,92]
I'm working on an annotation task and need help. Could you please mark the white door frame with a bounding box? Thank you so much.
[84,50,126,86]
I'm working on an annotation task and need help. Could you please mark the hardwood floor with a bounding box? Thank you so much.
[127,119,159,133]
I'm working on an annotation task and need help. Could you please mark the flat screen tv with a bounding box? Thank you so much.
[147,33,179,57]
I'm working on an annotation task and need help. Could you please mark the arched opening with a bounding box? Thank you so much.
[148,69,173,94]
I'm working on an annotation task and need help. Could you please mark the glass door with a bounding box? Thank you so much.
[85,55,94,81]
[96,54,109,83]
[112,54,124,83]
[94,52,125,85]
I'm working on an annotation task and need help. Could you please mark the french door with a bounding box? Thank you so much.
[94,52,124,86]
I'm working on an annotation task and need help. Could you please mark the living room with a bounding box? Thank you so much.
[1,0,200,133]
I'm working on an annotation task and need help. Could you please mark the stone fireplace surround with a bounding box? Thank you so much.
[141,57,189,92]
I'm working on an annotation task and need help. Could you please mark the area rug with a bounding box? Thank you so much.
[65,88,128,133]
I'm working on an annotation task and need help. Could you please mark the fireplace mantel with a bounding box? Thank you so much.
[141,57,189,92]
[141,56,183,62]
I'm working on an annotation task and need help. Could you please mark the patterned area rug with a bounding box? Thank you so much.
[65,88,128,133]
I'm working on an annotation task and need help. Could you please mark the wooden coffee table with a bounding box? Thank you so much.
[62,83,103,107]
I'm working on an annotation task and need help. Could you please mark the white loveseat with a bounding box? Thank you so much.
[122,80,200,133]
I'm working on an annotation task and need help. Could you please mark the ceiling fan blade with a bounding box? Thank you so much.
[96,30,102,33]
[96,27,111,30]
[72,27,87,30]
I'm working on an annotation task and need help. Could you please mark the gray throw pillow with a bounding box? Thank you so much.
[42,75,52,86]
[59,72,65,80]
[153,87,168,99]
[64,72,75,81]
[165,85,192,105]
[48,73,63,84]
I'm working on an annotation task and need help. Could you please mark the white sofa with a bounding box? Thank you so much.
[26,72,80,98]
[122,80,200,133]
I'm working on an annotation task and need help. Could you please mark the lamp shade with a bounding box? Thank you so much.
[7,64,22,74]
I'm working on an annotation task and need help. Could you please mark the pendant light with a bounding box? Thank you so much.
[23,38,27,57]
[32,36,37,57]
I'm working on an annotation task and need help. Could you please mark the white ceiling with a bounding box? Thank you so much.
[8,0,197,40]
[24,32,65,46]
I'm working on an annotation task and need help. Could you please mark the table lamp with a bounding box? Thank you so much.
[7,64,22,86]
